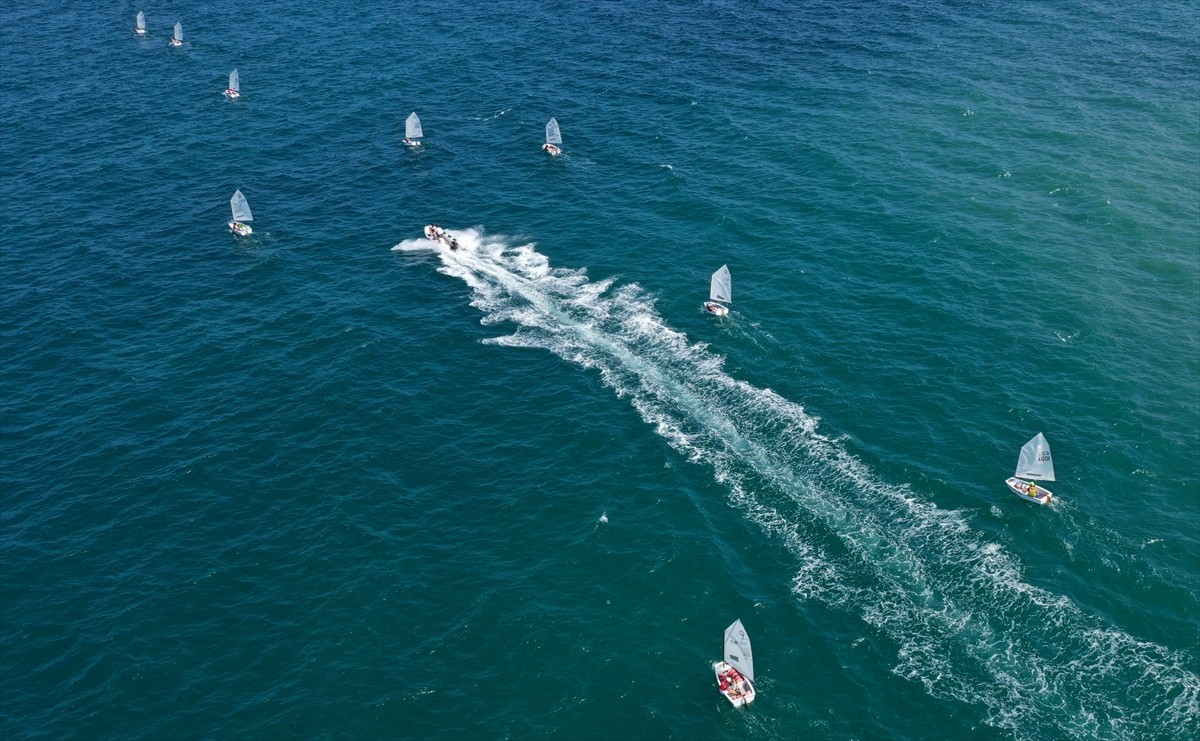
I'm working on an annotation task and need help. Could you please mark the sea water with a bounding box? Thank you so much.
[2,1,1197,739]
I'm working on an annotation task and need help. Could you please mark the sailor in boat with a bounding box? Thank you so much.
[542,142,561,156]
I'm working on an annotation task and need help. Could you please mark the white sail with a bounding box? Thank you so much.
[1015,433,1055,481]
[228,69,239,93]
[723,619,754,682]
[136,12,146,31]
[545,117,562,145]
[406,112,423,139]
[173,22,182,42]
[230,190,253,222]
[710,265,731,303]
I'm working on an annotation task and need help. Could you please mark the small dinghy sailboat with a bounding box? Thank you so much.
[403,112,423,147]
[424,225,458,251]
[704,265,731,316]
[134,11,146,35]
[228,189,253,236]
[543,117,562,156]
[1005,432,1055,505]
[224,69,240,99]
[713,619,756,707]
[169,21,183,47]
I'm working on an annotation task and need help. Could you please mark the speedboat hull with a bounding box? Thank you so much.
[704,301,729,316]
[713,661,755,707]
[1006,477,1052,505]
[423,225,459,251]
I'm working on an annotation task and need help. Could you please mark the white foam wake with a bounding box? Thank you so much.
[396,229,1198,740]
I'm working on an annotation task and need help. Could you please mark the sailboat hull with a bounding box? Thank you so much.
[704,301,729,316]
[713,661,755,707]
[229,221,253,236]
[542,143,561,156]
[224,89,240,99]
[1006,477,1052,505]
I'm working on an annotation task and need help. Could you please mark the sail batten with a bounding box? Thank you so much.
[710,265,731,303]
[545,118,562,145]
[723,619,754,682]
[1015,432,1055,481]
[405,112,423,139]
[230,190,253,222]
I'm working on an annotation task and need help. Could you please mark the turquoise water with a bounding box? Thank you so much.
[2,1,1198,739]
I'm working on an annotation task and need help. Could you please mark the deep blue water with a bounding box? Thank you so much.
[2,1,1198,739]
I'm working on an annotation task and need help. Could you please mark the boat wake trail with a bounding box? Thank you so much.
[392,230,1198,740]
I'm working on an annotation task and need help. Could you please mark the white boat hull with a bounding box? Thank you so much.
[1006,477,1052,505]
[224,89,240,99]
[542,143,561,156]
[403,138,422,147]
[713,661,755,707]
[704,301,729,316]
[229,221,252,236]
[424,225,459,251]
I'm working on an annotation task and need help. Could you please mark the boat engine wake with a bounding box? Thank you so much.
[392,229,1198,740]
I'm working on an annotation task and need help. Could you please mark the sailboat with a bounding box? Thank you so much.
[713,619,756,707]
[134,11,146,35]
[228,189,253,236]
[704,265,731,316]
[1005,432,1055,505]
[169,21,183,47]
[403,112,423,147]
[224,69,240,99]
[543,117,562,155]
